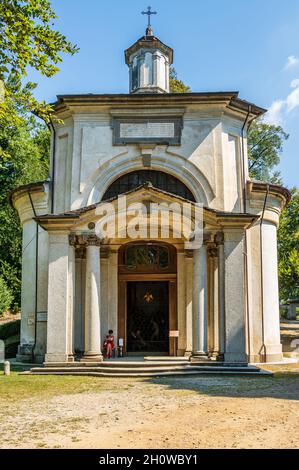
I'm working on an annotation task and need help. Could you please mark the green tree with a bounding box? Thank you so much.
[0,0,78,121]
[248,120,289,183]
[0,0,77,310]
[0,275,13,314]
[169,67,191,93]
[0,103,49,309]
[247,120,298,301]
[278,188,299,301]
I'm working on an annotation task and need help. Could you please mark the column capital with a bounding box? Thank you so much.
[207,242,218,258]
[184,249,194,259]
[214,231,224,246]
[69,233,102,247]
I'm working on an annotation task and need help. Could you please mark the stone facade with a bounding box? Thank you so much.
[11,30,291,365]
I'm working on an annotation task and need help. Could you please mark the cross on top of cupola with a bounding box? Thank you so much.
[124,7,173,94]
[142,6,157,36]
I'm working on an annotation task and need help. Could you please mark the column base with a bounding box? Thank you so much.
[190,352,210,363]
[81,353,103,363]
[16,344,34,363]
[184,350,192,359]
[45,353,69,363]
[16,354,33,363]
[209,352,224,361]
[248,344,283,363]
[224,352,248,364]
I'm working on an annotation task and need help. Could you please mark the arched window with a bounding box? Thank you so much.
[102,170,195,201]
[119,242,177,274]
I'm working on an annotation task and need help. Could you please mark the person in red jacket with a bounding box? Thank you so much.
[103,329,115,359]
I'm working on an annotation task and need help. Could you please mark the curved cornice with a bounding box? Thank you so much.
[10,180,50,224]
[248,180,292,207]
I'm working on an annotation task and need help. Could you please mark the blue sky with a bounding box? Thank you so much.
[28,0,299,188]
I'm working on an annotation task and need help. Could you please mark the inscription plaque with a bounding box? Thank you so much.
[112,117,183,145]
[120,122,175,139]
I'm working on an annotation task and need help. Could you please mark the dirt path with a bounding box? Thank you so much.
[1,371,299,449]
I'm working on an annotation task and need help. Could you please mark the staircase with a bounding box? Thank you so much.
[25,357,271,377]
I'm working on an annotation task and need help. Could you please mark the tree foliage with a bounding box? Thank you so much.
[0,1,77,312]
[169,67,191,93]
[0,0,78,121]
[248,120,289,183]
[0,275,13,314]
[0,0,78,79]
[278,188,299,301]
[247,120,298,301]
[0,102,49,310]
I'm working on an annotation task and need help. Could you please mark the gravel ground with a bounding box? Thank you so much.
[1,364,298,449]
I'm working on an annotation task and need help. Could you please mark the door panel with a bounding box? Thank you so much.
[126,281,169,353]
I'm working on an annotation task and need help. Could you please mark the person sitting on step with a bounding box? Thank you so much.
[103,330,115,359]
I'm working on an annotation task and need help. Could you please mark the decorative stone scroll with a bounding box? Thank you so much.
[112,117,183,145]
[207,243,218,258]
[206,232,224,258]
[214,231,224,246]
[69,233,101,248]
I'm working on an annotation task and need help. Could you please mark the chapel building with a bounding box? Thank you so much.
[11,21,290,365]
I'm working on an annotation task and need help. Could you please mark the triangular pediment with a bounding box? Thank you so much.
[35,183,258,235]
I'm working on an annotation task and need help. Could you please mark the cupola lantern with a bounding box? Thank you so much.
[125,7,173,94]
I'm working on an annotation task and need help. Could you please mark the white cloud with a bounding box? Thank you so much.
[265,100,285,125]
[264,78,299,125]
[284,55,299,69]
[286,84,299,111]
[290,78,299,88]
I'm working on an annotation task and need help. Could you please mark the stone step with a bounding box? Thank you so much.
[144,356,189,361]
[26,364,271,377]
[43,360,191,368]
[32,365,194,373]
[25,369,271,377]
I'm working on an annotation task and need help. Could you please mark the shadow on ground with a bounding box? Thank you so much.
[1,362,299,402]
[142,364,299,401]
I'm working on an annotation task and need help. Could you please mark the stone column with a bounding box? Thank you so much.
[216,232,225,359]
[185,251,193,355]
[207,242,220,358]
[177,251,186,355]
[100,248,109,344]
[192,244,208,359]
[108,250,118,338]
[152,53,159,89]
[34,227,49,363]
[45,232,74,363]
[16,219,37,362]
[223,230,247,363]
[261,221,283,361]
[82,235,103,362]
[67,244,75,360]
[74,248,85,352]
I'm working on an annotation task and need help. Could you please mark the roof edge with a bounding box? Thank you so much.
[9,180,49,208]
[248,180,292,206]
[52,92,266,117]
[35,183,259,221]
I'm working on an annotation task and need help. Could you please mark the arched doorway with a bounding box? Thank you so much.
[118,242,177,355]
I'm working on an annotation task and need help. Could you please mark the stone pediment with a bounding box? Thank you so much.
[35,183,258,236]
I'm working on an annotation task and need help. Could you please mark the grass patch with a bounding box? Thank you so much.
[0,362,297,405]
[0,368,146,403]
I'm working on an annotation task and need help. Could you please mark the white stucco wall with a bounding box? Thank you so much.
[51,105,247,215]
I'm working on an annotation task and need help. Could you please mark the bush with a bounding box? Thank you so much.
[0,276,13,315]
